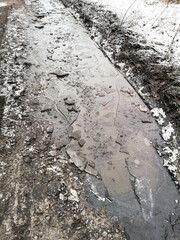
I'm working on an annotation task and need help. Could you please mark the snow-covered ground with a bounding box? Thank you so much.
[85,0,180,66]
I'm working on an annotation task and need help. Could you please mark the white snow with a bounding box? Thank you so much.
[59,193,65,200]
[46,166,63,176]
[162,146,178,175]
[0,3,7,8]
[85,0,180,65]
[167,164,177,174]
[68,189,79,202]
[163,146,178,163]
[162,122,174,140]
[151,107,166,125]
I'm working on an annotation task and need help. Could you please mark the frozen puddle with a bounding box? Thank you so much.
[25,0,180,239]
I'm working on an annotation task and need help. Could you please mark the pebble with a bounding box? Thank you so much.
[139,105,148,112]
[66,149,87,171]
[69,130,81,141]
[55,138,69,149]
[88,160,95,168]
[64,97,75,105]
[50,70,69,78]
[102,231,108,237]
[41,104,52,112]
[78,139,86,147]
[46,125,54,133]
[35,24,44,29]
[49,150,57,157]
[85,165,98,177]
[107,161,112,165]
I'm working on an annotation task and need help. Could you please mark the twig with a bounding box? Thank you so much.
[151,3,169,28]
[167,24,180,55]
[120,0,139,27]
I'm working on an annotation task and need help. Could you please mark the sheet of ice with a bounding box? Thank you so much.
[86,177,106,202]
[85,0,180,65]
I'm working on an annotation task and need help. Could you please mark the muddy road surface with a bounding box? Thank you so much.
[0,0,179,239]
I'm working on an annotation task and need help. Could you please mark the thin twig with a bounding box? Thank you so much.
[167,24,180,54]
[120,0,139,27]
[151,3,169,27]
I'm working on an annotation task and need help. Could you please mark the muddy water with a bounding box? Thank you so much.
[25,0,180,239]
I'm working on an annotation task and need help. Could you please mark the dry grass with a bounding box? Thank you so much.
[161,0,180,4]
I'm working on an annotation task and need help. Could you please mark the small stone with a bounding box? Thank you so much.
[55,138,69,150]
[50,70,69,78]
[41,104,52,112]
[104,87,116,94]
[88,160,95,168]
[69,130,81,141]
[85,165,98,177]
[64,97,75,105]
[102,231,108,237]
[66,149,87,171]
[45,157,54,162]
[35,13,45,18]
[139,105,148,112]
[78,139,86,147]
[98,92,106,97]
[49,151,57,157]
[141,119,152,123]
[107,161,112,165]
[16,121,22,126]
[67,106,78,112]
[31,99,39,105]
[46,125,54,133]
[45,216,51,222]
[23,157,32,163]
[35,24,44,29]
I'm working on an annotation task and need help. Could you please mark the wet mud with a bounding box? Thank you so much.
[0,0,179,239]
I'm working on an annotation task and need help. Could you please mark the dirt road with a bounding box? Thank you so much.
[0,0,179,239]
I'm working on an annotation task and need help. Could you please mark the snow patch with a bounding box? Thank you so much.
[47,166,63,176]
[68,189,79,202]
[59,193,65,200]
[163,147,178,163]
[0,3,7,8]
[85,0,180,65]
[151,108,166,125]
[162,122,174,141]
